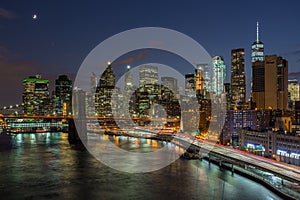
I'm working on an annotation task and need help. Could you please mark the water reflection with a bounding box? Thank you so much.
[0,132,281,200]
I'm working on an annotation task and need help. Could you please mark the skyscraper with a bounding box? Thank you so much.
[252,21,265,108]
[139,65,158,86]
[185,73,196,97]
[251,22,264,62]
[54,75,72,116]
[86,73,97,116]
[264,55,288,111]
[124,65,134,91]
[23,75,50,115]
[72,87,86,117]
[212,56,226,96]
[230,48,246,108]
[95,62,116,116]
[288,79,300,109]
[161,77,178,95]
[196,64,211,94]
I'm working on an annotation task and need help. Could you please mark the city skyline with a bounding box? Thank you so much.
[1,1,300,105]
[2,2,300,200]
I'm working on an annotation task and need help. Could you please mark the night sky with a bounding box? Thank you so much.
[1,0,300,105]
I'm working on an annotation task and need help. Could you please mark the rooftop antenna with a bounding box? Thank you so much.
[256,21,259,43]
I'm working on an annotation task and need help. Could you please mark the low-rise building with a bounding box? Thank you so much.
[239,129,300,165]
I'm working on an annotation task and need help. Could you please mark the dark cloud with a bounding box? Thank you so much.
[289,72,300,78]
[112,50,149,66]
[0,7,16,19]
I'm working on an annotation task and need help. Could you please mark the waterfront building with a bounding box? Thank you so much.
[54,75,72,116]
[221,109,271,146]
[22,75,50,115]
[72,87,86,117]
[86,73,97,116]
[239,129,300,165]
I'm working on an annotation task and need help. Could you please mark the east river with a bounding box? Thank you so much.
[0,132,281,199]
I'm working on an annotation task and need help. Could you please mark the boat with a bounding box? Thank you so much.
[35,127,47,133]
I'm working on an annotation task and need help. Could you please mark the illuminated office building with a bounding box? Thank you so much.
[196,63,211,94]
[161,76,178,95]
[22,75,50,115]
[185,73,196,97]
[288,79,300,109]
[251,22,264,62]
[254,55,288,111]
[195,68,205,98]
[54,75,72,116]
[125,65,134,91]
[252,21,265,108]
[95,62,116,117]
[72,87,86,117]
[139,65,158,86]
[230,48,246,108]
[212,56,226,96]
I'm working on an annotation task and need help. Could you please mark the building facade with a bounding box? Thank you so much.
[239,129,300,165]
[54,75,72,116]
[95,63,116,117]
[230,48,246,108]
[221,109,271,146]
[252,55,288,111]
[72,87,86,117]
[212,56,226,97]
[288,79,300,110]
[251,22,265,108]
[139,65,158,86]
[185,73,196,97]
[161,76,178,95]
[23,75,50,115]
[265,55,288,111]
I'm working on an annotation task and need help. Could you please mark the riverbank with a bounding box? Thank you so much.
[103,130,299,200]
[205,157,297,200]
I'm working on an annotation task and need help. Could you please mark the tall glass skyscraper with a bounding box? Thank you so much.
[212,56,226,96]
[251,22,264,63]
[230,48,246,108]
[252,21,265,109]
[54,75,72,116]
[196,63,211,94]
[95,62,116,116]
